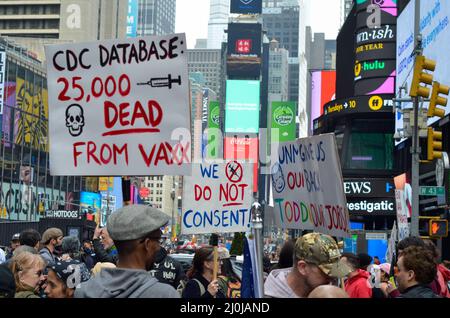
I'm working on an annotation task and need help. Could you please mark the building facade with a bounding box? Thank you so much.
[208,0,229,49]
[268,39,289,102]
[187,49,222,96]
[0,0,127,40]
[137,0,176,36]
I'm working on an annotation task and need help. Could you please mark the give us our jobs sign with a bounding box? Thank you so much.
[45,34,191,176]
[271,134,351,238]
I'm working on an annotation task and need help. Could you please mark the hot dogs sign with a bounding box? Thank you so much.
[45,34,191,176]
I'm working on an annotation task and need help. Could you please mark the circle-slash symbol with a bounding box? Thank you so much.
[226,161,243,183]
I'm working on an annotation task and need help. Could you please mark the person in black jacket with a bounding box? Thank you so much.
[150,247,186,289]
[182,246,225,299]
[92,226,118,265]
[396,246,441,298]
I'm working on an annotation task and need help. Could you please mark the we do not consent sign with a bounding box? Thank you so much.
[46,34,191,176]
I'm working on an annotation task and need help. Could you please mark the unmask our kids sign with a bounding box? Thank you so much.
[271,134,350,238]
[182,161,253,235]
[46,34,191,176]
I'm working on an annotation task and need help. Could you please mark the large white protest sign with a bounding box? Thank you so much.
[181,161,254,235]
[271,134,350,238]
[46,34,191,176]
[395,190,410,240]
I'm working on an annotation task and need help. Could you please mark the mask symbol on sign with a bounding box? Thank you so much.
[271,163,286,194]
[66,104,85,137]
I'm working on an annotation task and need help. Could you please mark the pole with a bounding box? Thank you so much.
[411,0,422,237]
[251,202,264,298]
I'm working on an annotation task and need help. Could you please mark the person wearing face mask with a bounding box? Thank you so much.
[74,205,180,298]
[39,228,63,266]
[11,252,46,298]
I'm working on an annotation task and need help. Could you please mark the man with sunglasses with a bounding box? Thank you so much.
[75,205,180,298]
[264,233,351,298]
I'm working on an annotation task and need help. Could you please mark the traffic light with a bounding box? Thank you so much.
[419,217,449,238]
[428,82,450,118]
[410,55,436,98]
[429,219,448,237]
[427,127,443,161]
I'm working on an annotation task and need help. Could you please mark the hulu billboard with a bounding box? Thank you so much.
[225,80,260,133]
[271,101,297,142]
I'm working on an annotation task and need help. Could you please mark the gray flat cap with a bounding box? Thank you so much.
[106,205,170,241]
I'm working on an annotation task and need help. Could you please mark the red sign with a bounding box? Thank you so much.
[236,39,252,54]
[224,137,258,192]
[139,187,150,198]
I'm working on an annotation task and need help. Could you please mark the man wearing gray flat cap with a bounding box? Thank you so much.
[75,205,180,298]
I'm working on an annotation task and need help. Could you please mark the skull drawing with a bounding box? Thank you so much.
[66,104,85,137]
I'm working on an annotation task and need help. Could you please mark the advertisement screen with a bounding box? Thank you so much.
[230,0,262,14]
[225,80,260,133]
[271,101,296,142]
[311,71,336,130]
[80,191,101,223]
[227,23,262,77]
[126,0,138,38]
[224,136,258,192]
[396,0,450,137]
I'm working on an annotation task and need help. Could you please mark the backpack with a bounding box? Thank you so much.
[177,278,205,297]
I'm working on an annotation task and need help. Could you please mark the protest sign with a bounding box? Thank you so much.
[395,190,410,241]
[46,34,191,176]
[182,161,254,234]
[271,134,350,238]
[386,222,397,265]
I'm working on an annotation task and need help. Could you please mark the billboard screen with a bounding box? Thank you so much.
[396,0,450,136]
[230,0,262,14]
[227,23,262,77]
[224,136,258,192]
[126,0,139,38]
[271,101,296,142]
[225,80,260,133]
[311,71,336,130]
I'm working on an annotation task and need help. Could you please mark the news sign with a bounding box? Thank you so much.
[230,0,262,14]
[45,34,191,176]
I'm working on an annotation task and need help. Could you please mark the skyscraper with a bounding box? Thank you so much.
[341,0,354,26]
[137,0,176,36]
[207,0,230,49]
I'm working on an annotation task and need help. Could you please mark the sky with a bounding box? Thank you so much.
[175,0,342,49]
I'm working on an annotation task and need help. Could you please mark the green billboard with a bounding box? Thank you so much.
[208,101,220,129]
[206,101,220,159]
[271,101,297,142]
[225,80,260,133]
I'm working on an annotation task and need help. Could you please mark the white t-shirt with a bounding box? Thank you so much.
[0,248,6,264]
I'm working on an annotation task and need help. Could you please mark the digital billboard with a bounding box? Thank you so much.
[311,71,336,130]
[224,136,258,192]
[323,94,394,117]
[80,191,101,223]
[271,101,296,142]
[227,23,262,77]
[230,0,262,14]
[396,0,450,136]
[126,0,138,38]
[225,80,260,133]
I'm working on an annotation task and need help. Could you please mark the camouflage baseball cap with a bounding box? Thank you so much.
[294,233,351,278]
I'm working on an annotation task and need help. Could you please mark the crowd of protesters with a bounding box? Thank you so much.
[1,204,449,298]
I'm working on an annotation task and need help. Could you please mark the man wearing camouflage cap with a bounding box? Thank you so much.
[75,205,180,298]
[264,233,351,298]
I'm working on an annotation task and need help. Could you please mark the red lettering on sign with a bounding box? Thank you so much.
[72,142,129,166]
